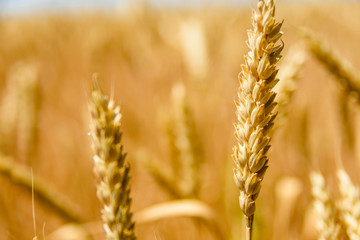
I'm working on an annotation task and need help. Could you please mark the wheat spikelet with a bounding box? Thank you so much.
[89,81,136,240]
[310,172,349,240]
[337,169,360,240]
[303,30,360,103]
[232,0,283,238]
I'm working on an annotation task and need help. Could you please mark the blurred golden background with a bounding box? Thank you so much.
[0,1,359,239]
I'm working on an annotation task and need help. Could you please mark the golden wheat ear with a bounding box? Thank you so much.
[310,172,349,240]
[89,76,137,240]
[302,30,360,103]
[337,169,360,239]
[275,44,306,126]
[167,82,201,198]
[232,0,283,239]
[0,62,41,162]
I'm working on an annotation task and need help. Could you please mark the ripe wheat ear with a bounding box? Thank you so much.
[232,0,283,239]
[89,80,136,240]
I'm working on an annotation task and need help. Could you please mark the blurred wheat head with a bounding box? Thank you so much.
[0,62,41,163]
[89,79,136,240]
[310,172,348,240]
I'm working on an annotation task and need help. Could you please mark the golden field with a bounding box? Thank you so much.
[0,1,360,239]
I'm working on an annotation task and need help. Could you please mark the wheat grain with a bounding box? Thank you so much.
[232,0,283,238]
[337,169,360,240]
[89,81,136,240]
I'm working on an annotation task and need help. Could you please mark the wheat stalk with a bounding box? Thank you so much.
[89,81,136,240]
[310,172,349,240]
[232,0,283,239]
[337,169,360,240]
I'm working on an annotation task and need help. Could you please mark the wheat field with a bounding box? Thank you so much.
[0,1,360,240]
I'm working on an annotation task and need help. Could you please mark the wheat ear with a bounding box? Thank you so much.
[337,169,360,240]
[143,83,200,198]
[89,83,136,240]
[232,0,283,238]
[275,44,306,123]
[303,31,360,103]
[0,63,41,162]
[168,83,200,198]
[15,63,41,164]
[310,172,349,240]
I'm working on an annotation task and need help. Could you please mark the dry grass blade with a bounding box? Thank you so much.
[337,169,360,240]
[303,30,360,103]
[0,156,83,222]
[48,199,228,240]
[47,224,90,240]
[134,199,227,240]
[232,0,283,239]
[89,79,136,240]
[310,172,349,240]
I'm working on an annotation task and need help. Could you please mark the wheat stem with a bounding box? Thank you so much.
[245,216,253,240]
